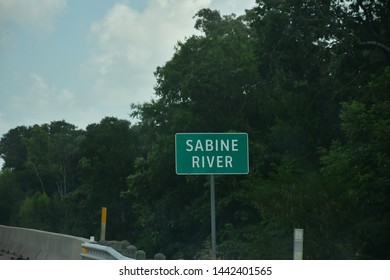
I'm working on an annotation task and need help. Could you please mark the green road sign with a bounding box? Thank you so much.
[175,133,249,175]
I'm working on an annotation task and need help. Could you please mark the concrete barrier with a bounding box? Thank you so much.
[0,225,88,260]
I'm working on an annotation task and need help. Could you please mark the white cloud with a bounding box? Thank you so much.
[85,0,213,106]
[9,73,125,130]
[90,0,211,69]
[11,73,77,123]
[210,0,255,15]
[0,0,67,33]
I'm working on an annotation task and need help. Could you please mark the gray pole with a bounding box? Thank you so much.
[210,174,216,259]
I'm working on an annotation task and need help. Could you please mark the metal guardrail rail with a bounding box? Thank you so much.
[81,242,135,260]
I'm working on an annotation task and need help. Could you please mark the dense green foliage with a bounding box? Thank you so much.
[1,1,389,259]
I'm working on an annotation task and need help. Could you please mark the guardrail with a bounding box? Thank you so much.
[81,242,134,260]
[81,240,167,260]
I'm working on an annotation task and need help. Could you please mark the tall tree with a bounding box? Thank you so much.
[48,121,83,198]
[320,68,390,259]
[0,169,23,225]
[22,121,82,196]
[0,126,32,191]
[77,117,138,239]
[134,9,259,134]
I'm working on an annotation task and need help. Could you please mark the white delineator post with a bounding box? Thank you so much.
[293,228,304,260]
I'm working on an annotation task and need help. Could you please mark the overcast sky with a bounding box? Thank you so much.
[0,0,255,139]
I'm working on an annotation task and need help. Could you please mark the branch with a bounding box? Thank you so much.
[28,160,46,194]
[56,182,64,199]
[360,41,390,54]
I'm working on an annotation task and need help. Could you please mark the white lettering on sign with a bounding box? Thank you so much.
[185,139,239,152]
[186,140,193,151]
[192,156,233,168]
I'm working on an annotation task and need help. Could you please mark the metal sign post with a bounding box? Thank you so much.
[210,174,216,259]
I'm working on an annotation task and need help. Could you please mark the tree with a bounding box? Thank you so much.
[0,126,30,171]
[320,68,390,258]
[47,121,83,198]
[14,191,51,230]
[0,126,32,192]
[23,124,51,194]
[247,0,343,166]
[77,117,138,239]
[0,169,23,225]
[134,9,260,134]
[22,121,82,196]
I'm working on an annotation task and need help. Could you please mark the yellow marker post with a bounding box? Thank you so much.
[100,207,107,241]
